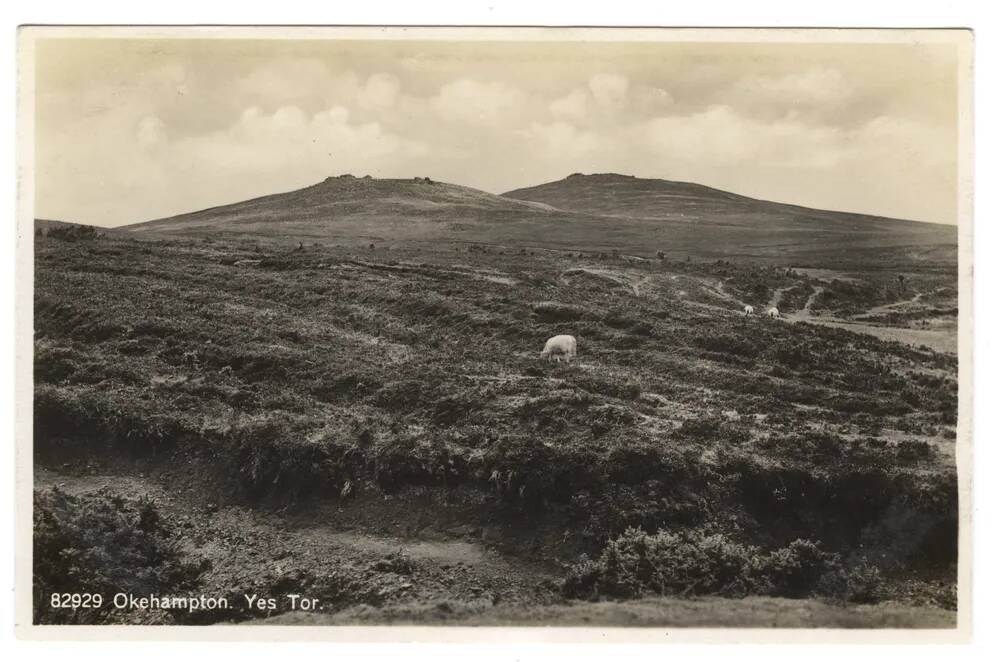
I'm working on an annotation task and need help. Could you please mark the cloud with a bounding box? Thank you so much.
[34,40,958,226]
[358,73,401,111]
[729,68,858,122]
[430,79,526,125]
[179,104,428,176]
[632,85,675,115]
[736,67,852,105]
[588,73,629,112]
[638,105,845,168]
[631,105,953,222]
[523,121,607,160]
[550,78,672,126]
[549,89,590,122]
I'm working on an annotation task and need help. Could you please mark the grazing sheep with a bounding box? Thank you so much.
[540,334,577,362]
[744,305,755,316]
[767,306,780,318]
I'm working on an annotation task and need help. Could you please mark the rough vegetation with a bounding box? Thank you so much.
[33,488,206,624]
[32,230,959,625]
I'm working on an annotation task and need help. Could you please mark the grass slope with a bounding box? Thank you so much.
[33,233,958,624]
[503,174,957,260]
[125,175,583,246]
[115,174,957,265]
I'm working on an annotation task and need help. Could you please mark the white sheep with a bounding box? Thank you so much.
[540,334,577,362]
[743,305,755,316]
[767,306,780,318]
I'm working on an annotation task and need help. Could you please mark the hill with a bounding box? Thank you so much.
[119,173,958,267]
[503,173,957,264]
[35,218,100,234]
[504,173,757,217]
[125,174,582,246]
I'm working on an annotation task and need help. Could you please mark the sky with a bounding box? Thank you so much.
[33,35,962,226]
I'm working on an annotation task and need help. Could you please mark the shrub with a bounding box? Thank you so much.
[816,561,884,604]
[570,483,707,546]
[562,528,845,602]
[563,527,762,600]
[761,539,837,597]
[33,488,205,624]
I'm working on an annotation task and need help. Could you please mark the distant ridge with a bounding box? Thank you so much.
[502,173,947,230]
[125,174,575,240]
[118,172,956,263]
[505,172,755,210]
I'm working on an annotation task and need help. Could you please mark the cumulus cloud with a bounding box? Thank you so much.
[177,103,428,177]
[34,39,959,226]
[358,73,401,111]
[549,89,590,122]
[588,73,630,112]
[638,105,845,169]
[549,78,672,126]
[430,79,526,125]
[736,67,852,105]
[632,85,675,115]
[523,121,607,160]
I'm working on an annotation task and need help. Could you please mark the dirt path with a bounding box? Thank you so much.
[764,285,956,354]
[802,285,824,316]
[34,464,562,621]
[865,291,926,316]
[783,285,824,322]
[798,319,957,354]
[768,285,797,309]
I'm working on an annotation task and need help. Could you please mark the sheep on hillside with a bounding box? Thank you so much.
[540,335,577,362]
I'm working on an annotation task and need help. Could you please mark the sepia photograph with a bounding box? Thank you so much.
[15,25,973,640]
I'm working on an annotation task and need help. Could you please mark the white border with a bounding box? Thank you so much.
[8,7,995,656]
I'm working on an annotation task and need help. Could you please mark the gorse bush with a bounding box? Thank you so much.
[816,561,885,604]
[33,488,205,624]
[761,539,834,597]
[569,484,707,545]
[562,527,858,602]
[563,527,763,599]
